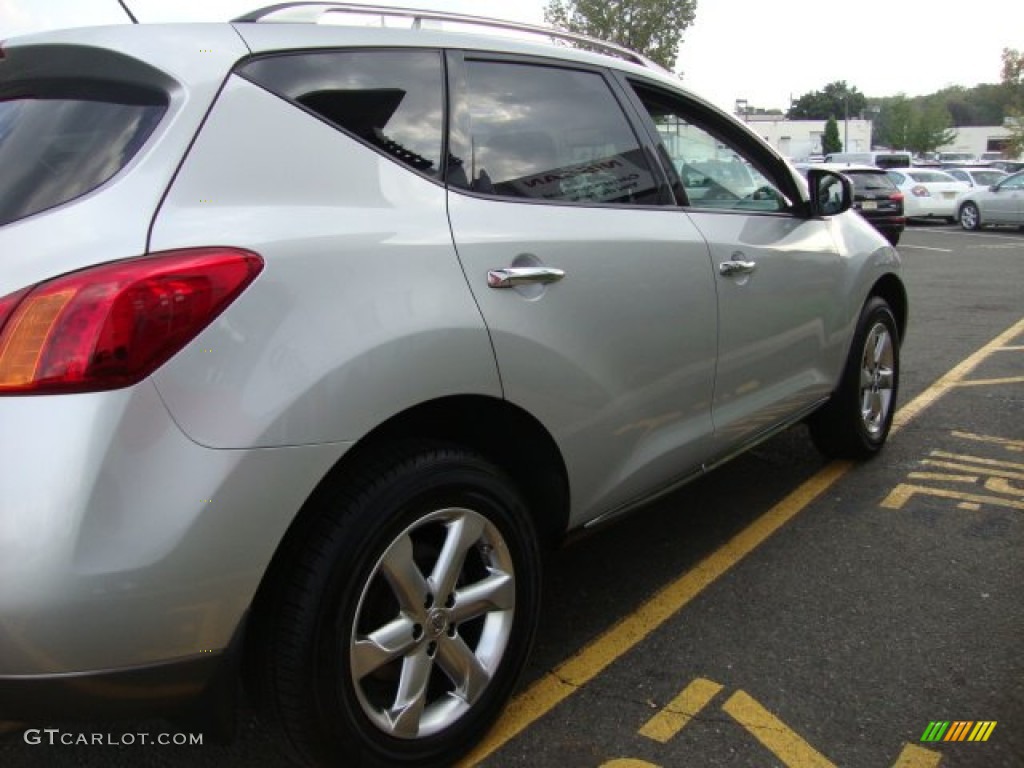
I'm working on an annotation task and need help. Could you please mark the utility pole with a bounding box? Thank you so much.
[843,93,849,152]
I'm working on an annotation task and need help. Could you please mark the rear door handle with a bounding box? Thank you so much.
[719,260,757,277]
[487,267,566,289]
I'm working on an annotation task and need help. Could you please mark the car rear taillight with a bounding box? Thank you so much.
[910,185,930,197]
[0,248,263,395]
[889,192,904,202]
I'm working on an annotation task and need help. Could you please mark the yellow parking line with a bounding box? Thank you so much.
[891,317,1024,433]
[891,743,943,767]
[460,316,1024,766]
[638,677,724,743]
[956,375,1024,387]
[720,690,836,768]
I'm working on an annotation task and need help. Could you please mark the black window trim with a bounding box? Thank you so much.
[611,71,809,218]
[444,49,676,211]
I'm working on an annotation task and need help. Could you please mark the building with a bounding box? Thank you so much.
[740,114,873,162]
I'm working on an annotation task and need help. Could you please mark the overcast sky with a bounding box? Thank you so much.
[2,0,1021,113]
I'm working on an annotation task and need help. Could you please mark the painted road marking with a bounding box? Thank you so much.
[882,440,1024,512]
[459,316,1024,767]
[899,245,953,253]
[720,690,836,768]
[892,744,943,767]
[637,677,723,743]
[953,431,1024,451]
[606,677,943,768]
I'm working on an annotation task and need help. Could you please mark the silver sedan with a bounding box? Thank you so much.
[957,170,1024,230]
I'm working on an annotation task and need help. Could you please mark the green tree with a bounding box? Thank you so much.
[822,115,842,155]
[1002,48,1024,158]
[544,0,697,70]
[788,81,867,121]
[906,102,957,155]
[874,95,914,149]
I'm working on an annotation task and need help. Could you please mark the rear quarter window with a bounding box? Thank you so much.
[0,81,166,227]
[238,50,445,179]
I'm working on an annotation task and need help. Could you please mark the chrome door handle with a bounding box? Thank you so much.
[487,267,566,289]
[719,260,757,276]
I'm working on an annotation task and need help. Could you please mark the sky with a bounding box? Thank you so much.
[2,0,1021,114]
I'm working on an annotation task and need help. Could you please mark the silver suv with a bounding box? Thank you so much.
[0,5,906,766]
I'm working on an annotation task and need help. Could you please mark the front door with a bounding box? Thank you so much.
[445,55,718,524]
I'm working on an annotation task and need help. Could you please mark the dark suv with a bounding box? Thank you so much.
[798,164,905,244]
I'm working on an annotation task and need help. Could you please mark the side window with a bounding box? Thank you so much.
[459,60,662,205]
[238,50,444,178]
[629,83,788,213]
[1002,174,1024,190]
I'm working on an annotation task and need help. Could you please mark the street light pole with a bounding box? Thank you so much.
[844,94,849,152]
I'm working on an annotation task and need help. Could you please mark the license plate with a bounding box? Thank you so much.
[943,191,957,199]
[861,201,877,210]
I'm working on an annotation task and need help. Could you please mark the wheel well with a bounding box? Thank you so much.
[242,396,568,703]
[871,274,909,344]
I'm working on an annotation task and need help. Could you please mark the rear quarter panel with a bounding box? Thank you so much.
[149,76,501,448]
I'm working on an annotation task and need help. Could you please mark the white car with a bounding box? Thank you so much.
[886,168,969,221]
[957,170,1024,230]
[944,166,1008,189]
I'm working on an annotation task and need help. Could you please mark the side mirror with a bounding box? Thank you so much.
[806,168,852,217]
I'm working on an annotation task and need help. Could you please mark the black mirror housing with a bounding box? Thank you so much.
[807,168,853,217]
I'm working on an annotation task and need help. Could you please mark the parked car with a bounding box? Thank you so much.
[0,6,907,766]
[885,168,969,221]
[957,169,1024,230]
[796,163,905,244]
[944,166,1009,189]
[989,160,1024,174]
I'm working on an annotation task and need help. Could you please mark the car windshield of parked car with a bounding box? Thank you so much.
[906,170,957,183]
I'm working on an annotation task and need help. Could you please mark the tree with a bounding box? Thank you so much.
[788,81,867,121]
[872,95,954,154]
[544,0,697,70]
[822,116,842,155]
[874,95,914,149]
[906,102,958,155]
[1002,48,1024,158]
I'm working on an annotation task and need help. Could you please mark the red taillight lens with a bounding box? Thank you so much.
[0,248,263,394]
[889,192,904,202]
[910,185,930,197]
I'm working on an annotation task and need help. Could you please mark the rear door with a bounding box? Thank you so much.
[620,79,846,454]
[445,54,718,523]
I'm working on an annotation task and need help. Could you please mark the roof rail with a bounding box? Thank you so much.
[232,3,665,71]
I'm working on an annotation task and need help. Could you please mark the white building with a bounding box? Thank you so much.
[934,124,1016,160]
[741,115,873,161]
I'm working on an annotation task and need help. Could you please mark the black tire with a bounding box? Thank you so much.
[959,201,981,231]
[808,297,900,459]
[882,229,900,246]
[251,443,541,767]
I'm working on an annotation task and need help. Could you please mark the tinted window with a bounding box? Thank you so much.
[630,84,787,213]
[971,171,1005,186]
[240,50,444,178]
[460,61,661,205]
[873,153,911,169]
[846,171,898,194]
[0,82,166,227]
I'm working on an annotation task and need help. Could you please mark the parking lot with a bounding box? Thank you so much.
[2,223,1021,768]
